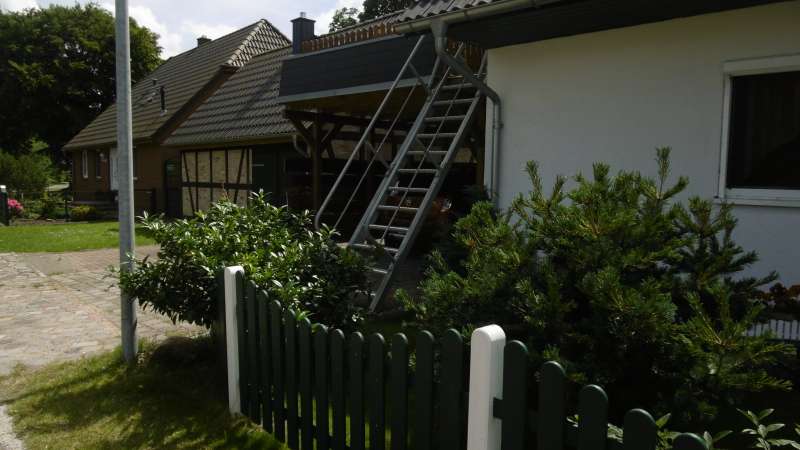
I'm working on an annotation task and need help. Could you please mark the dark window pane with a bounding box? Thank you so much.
[727,70,800,190]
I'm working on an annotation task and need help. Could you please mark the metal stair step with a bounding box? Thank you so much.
[388,186,429,194]
[369,224,409,235]
[407,150,448,156]
[442,83,475,91]
[425,115,466,122]
[398,168,438,174]
[377,205,418,213]
[433,98,473,106]
[351,242,400,254]
[370,267,389,275]
[417,133,457,139]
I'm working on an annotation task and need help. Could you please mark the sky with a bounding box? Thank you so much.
[0,0,364,58]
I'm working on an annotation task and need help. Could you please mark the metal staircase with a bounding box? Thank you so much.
[315,35,489,311]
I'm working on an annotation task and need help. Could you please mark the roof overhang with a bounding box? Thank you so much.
[396,0,793,49]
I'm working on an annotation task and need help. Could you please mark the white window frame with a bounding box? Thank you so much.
[81,150,89,179]
[718,54,800,207]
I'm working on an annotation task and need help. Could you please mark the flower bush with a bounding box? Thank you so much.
[401,149,795,426]
[7,198,23,218]
[118,194,369,330]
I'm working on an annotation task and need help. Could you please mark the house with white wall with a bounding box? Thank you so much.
[394,0,800,283]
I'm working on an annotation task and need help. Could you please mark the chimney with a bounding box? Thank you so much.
[197,36,211,47]
[291,12,315,54]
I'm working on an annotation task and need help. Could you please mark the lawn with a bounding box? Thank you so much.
[0,337,286,450]
[0,221,155,252]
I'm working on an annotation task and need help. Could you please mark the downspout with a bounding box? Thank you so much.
[429,19,503,204]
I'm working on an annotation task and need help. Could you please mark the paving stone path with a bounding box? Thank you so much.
[0,246,203,376]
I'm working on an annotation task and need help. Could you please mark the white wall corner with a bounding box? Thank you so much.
[224,265,244,415]
[467,324,506,450]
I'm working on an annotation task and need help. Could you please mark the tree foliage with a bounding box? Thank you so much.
[359,0,413,21]
[401,149,793,425]
[0,148,53,197]
[0,4,161,156]
[329,7,359,32]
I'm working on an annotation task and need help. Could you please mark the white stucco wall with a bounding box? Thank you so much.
[485,2,800,282]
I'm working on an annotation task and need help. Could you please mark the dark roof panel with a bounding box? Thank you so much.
[398,0,499,22]
[166,46,294,146]
[64,19,289,150]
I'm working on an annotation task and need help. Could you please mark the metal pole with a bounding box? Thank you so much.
[115,0,137,362]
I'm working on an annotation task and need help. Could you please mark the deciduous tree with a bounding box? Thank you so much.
[0,4,161,157]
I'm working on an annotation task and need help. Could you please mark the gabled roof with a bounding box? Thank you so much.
[64,19,290,150]
[165,46,294,147]
[398,0,498,22]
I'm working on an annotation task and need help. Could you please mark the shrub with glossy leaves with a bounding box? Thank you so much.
[118,194,368,330]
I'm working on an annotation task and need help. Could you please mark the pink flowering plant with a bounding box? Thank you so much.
[7,199,23,218]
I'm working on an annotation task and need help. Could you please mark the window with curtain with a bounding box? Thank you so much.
[726,70,800,190]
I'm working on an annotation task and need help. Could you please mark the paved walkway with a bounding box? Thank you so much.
[0,246,203,376]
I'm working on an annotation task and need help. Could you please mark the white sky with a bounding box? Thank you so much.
[0,0,364,58]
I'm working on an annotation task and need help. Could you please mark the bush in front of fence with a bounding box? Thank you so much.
[118,193,369,330]
[401,149,795,427]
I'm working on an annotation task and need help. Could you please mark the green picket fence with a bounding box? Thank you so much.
[226,270,706,450]
[229,272,468,450]
[493,342,707,450]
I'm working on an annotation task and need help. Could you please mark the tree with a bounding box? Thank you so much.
[0,4,161,157]
[358,0,413,22]
[329,7,359,32]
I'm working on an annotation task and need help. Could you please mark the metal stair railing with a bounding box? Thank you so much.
[354,49,489,310]
[314,34,437,232]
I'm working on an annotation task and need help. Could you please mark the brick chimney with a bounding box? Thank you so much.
[291,12,315,54]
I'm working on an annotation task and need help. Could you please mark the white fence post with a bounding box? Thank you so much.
[224,265,244,415]
[467,325,506,450]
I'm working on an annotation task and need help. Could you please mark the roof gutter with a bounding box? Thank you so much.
[393,0,565,34]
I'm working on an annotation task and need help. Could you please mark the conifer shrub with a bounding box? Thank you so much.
[118,194,368,331]
[401,149,794,425]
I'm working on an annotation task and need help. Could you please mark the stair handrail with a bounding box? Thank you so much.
[314,34,429,231]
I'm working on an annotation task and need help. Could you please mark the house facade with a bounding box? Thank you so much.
[63,20,290,216]
[394,0,800,283]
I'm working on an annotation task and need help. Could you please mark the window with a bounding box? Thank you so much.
[720,55,800,204]
[95,151,103,179]
[81,150,88,179]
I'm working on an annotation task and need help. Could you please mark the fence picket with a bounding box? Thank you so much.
[369,333,387,450]
[269,300,285,441]
[299,319,313,450]
[500,341,529,450]
[285,310,299,449]
[350,332,366,450]
[390,334,409,450]
[673,433,707,450]
[537,361,566,450]
[413,331,434,450]
[257,290,273,432]
[623,409,657,450]
[440,330,464,450]
[235,272,249,415]
[578,385,609,450]
[316,326,331,450]
[331,330,347,450]
[246,280,260,423]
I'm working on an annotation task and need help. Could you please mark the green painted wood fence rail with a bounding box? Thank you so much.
[224,269,707,450]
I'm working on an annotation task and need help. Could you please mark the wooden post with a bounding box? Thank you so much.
[224,265,245,415]
[467,325,506,450]
[312,118,322,211]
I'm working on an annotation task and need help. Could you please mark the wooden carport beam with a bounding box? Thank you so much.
[286,111,346,210]
[285,110,412,132]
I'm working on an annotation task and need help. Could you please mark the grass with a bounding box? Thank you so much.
[0,337,286,450]
[0,221,155,252]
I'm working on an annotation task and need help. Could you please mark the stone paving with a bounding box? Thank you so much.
[0,246,203,376]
